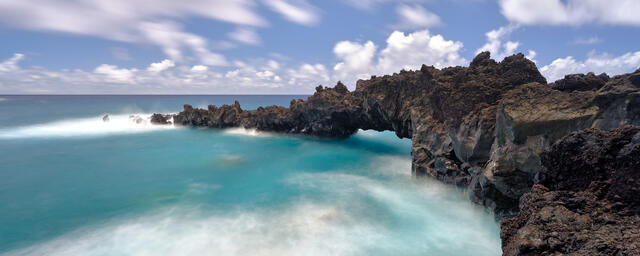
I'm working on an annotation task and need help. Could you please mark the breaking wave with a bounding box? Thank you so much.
[0,114,176,139]
[223,127,272,137]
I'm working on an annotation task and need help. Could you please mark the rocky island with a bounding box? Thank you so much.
[155,52,640,255]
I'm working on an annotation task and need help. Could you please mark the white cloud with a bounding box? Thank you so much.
[228,27,261,45]
[499,0,640,26]
[572,36,601,45]
[475,24,526,61]
[0,0,268,66]
[265,60,281,70]
[94,64,136,83]
[0,57,335,94]
[394,4,442,29]
[540,51,640,81]
[525,50,537,62]
[256,70,275,78]
[0,53,25,72]
[264,0,320,26]
[191,65,209,72]
[377,30,466,72]
[287,64,330,87]
[333,30,466,87]
[333,41,377,78]
[138,21,228,66]
[343,0,425,10]
[147,59,175,72]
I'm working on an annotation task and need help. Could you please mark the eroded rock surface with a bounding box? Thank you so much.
[551,72,609,92]
[168,53,640,217]
[501,126,640,256]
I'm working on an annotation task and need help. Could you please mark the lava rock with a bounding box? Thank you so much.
[150,113,171,125]
[551,72,609,92]
[501,126,640,256]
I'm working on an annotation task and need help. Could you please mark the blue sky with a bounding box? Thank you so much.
[0,0,639,94]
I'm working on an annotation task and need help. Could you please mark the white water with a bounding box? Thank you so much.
[223,127,273,137]
[4,156,501,256]
[0,114,176,139]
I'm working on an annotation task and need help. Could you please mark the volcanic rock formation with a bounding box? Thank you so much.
[165,52,640,255]
[171,52,640,216]
[501,126,640,255]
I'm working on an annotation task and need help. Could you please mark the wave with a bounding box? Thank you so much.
[223,127,272,137]
[0,114,176,139]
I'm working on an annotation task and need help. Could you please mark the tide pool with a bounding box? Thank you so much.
[0,96,501,255]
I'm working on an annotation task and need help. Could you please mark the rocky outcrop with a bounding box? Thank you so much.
[551,72,609,92]
[168,53,640,218]
[150,113,172,125]
[501,126,640,256]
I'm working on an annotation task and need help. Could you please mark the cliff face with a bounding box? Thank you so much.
[170,52,640,217]
[501,126,640,255]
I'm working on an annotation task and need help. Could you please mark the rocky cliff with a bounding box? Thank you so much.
[161,52,640,255]
[501,126,640,255]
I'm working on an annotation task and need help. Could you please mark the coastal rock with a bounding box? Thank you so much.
[165,52,640,217]
[102,114,110,122]
[150,113,172,125]
[501,126,640,256]
[551,72,609,92]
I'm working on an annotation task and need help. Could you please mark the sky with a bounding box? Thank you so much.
[0,0,639,94]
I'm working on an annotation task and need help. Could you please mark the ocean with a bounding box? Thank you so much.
[0,95,501,255]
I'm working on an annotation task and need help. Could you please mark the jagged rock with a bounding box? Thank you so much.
[551,72,609,92]
[102,114,110,122]
[501,126,640,256]
[592,69,640,129]
[164,52,639,218]
[150,113,172,125]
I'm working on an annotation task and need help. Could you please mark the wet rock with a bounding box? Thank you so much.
[102,114,110,122]
[150,113,172,125]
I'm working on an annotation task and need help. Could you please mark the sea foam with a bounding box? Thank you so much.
[0,114,176,139]
[5,156,500,256]
[223,127,272,137]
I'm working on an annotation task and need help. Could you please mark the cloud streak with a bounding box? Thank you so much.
[499,0,640,26]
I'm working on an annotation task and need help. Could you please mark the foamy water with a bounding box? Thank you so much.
[223,127,272,137]
[3,156,501,256]
[0,114,176,139]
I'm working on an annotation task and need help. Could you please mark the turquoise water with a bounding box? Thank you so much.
[0,96,501,255]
